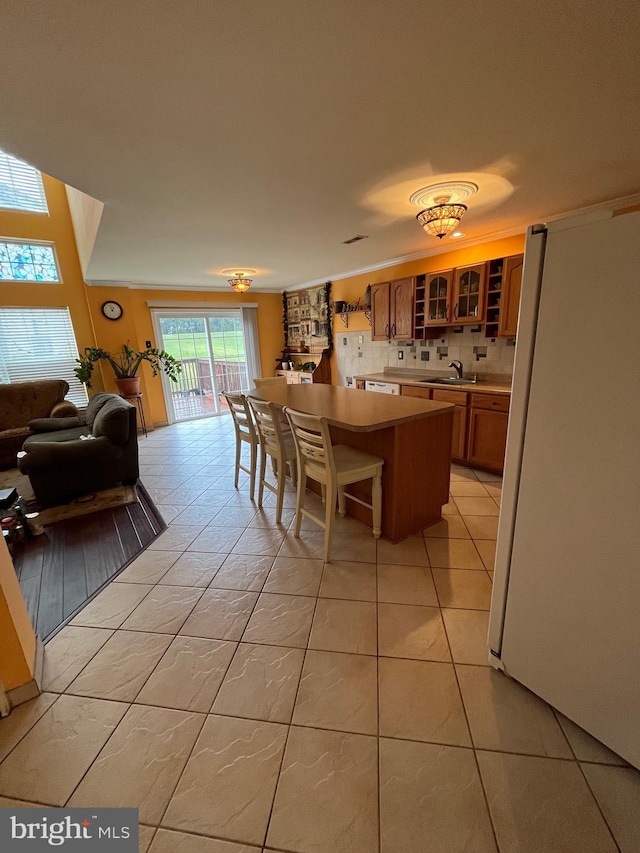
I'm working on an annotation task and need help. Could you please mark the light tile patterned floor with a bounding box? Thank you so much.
[1,414,638,853]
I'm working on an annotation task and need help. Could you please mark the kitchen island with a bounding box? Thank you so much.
[249,384,453,542]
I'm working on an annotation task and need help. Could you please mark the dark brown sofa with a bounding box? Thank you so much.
[18,393,139,506]
[0,380,78,468]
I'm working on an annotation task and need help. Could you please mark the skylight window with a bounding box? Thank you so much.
[0,148,48,214]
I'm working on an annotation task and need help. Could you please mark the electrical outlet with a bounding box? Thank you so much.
[145,340,152,348]
[421,350,430,361]
[398,350,404,360]
[358,335,364,344]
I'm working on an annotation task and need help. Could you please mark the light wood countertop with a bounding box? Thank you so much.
[354,371,512,395]
[249,384,453,432]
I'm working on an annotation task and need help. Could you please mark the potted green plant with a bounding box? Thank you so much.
[75,344,182,396]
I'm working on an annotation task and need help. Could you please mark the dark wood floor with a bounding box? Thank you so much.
[13,483,166,642]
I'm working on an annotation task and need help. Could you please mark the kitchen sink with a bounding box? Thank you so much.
[420,377,477,385]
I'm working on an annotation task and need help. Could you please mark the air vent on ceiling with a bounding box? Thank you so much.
[342,235,369,244]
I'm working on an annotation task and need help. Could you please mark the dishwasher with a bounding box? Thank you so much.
[364,380,400,395]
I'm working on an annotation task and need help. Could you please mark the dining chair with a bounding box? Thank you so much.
[254,376,287,388]
[223,391,259,501]
[248,397,297,523]
[284,406,384,562]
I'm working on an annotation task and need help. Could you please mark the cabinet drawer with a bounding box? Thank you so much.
[470,393,509,412]
[402,385,431,399]
[432,389,468,406]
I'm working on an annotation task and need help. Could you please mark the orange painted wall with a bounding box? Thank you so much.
[0,174,284,423]
[1,172,522,417]
[0,174,102,387]
[84,286,284,425]
[327,234,526,381]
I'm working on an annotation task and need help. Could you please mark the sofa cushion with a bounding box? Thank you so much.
[92,398,131,445]
[0,380,70,430]
[29,416,83,432]
[0,426,30,440]
[84,392,116,427]
[24,426,88,446]
[50,401,78,418]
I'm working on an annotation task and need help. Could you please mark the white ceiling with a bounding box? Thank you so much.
[2,1,640,291]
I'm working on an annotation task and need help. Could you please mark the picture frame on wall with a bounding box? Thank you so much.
[283,281,332,353]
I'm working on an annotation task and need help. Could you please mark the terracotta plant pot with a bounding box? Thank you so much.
[115,377,141,397]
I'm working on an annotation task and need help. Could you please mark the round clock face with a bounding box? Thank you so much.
[102,300,123,321]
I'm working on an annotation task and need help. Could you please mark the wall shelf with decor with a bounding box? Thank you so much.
[414,273,448,340]
[484,258,503,338]
[336,308,371,328]
[483,254,523,339]
[333,292,372,329]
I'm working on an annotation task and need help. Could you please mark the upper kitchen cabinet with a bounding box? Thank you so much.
[370,277,414,341]
[426,270,453,325]
[498,254,523,337]
[452,263,486,324]
[484,253,524,339]
[370,282,390,339]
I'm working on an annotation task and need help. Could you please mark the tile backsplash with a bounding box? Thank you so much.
[336,327,515,386]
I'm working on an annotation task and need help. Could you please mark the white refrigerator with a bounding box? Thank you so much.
[488,208,640,770]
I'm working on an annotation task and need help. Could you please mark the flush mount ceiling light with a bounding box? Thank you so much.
[411,181,478,239]
[222,269,256,293]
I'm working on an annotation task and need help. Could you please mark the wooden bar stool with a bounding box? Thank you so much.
[284,407,384,562]
[254,376,287,388]
[248,397,297,524]
[223,391,259,501]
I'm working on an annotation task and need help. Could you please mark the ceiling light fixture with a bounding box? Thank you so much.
[410,181,478,239]
[416,196,468,239]
[222,269,256,293]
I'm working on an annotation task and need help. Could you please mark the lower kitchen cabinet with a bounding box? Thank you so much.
[401,384,509,471]
[432,389,468,461]
[467,408,509,470]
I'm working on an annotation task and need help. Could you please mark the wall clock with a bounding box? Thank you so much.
[101,300,123,321]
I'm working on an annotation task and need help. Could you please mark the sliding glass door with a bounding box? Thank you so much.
[153,309,252,422]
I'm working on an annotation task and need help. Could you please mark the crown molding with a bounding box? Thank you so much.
[285,190,640,291]
[84,279,283,293]
[284,226,526,291]
[147,300,259,309]
[84,190,640,295]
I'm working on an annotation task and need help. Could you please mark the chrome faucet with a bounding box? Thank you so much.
[449,360,464,379]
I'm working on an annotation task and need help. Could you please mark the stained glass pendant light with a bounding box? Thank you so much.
[222,269,256,293]
[410,181,478,239]
[416,196,468,239]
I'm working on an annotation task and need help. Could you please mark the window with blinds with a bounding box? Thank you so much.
[0,307,88,406]
[0,148,48,214]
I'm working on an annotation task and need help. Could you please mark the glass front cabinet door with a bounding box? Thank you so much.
[452,263,486,324]
[425,270,453,325]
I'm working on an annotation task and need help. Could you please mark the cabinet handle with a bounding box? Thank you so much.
[454,304,458,320]
[391,323,396,337]
[385,324,389,337]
